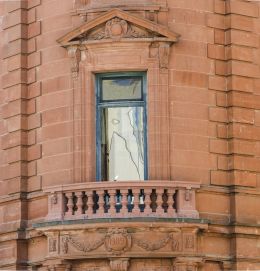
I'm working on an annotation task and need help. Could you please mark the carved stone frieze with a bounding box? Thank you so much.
[61,234,105,253]
[44,226,201,259]
[134,234,171,251]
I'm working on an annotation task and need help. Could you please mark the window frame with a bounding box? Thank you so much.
[95,72,148,182]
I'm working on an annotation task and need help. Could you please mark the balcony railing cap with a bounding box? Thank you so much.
[43,180,200,194]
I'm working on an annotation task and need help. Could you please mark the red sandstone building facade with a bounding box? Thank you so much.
[1,0,260,270]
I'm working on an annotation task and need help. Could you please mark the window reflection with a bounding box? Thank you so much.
[101,107,144,181]
[102,77,142,101]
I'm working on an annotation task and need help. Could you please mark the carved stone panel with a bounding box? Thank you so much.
[46,232,60,256]
[86,18,153,41]
[53,226,200,259]
[105,229,132,255]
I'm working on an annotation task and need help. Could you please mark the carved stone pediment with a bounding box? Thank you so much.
[57,8,179,46]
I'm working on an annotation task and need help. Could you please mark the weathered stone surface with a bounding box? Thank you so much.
[1,0,260,270]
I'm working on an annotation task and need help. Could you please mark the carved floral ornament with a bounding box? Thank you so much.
[57,8,180,78]
[58,228,197,256]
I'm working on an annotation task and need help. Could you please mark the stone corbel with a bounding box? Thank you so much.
[150,42,171,69]
[67,46,81,79]
[172,257,204,271]
[110,258,129,271]
[158,42,171,69]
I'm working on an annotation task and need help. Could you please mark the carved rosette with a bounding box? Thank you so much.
[105,228,131,255]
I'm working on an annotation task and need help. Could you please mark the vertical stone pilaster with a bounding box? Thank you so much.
[0,0,42,268]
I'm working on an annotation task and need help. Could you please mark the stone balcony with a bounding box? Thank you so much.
[44,181,200,222]
[32,181,207,270]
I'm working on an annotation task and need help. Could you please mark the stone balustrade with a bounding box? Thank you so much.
[44,181,200,221]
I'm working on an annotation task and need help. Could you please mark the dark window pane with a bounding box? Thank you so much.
[102,77,142,101]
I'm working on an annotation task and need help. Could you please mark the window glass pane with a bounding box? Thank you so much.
[101,106,144,181]
[102,77,142,101]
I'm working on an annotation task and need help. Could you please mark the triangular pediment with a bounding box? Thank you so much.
[57,9,180,46]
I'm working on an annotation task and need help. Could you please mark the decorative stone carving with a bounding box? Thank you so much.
[185,189,191,201]
[171,233,182,252]
[64,234,105,253]
[49,238,57,252]
[88,17,151,40]
[51,193,58,205]
[158,42,170,69]
[61,235,69,254]
[184,234,195,250]
[134,234,171,251]
[110,259,129,271]
[105,228,131,255]
[57,9,179,47]
[67,46,81,79]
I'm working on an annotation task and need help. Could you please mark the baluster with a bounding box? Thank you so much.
[96,190,105,216]
[120,189,128,216]
[86,190,94,218]
[167,189,176,217]
[131,188,140,216]
[144,188,152,216]
[156,188,164,215]
[66,192,74,216]
[75,191,83,216]
[109,189,117,216]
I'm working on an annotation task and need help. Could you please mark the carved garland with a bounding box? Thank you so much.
[60,230,194,254]
[134,235,171,251]
[62,235,105,253]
